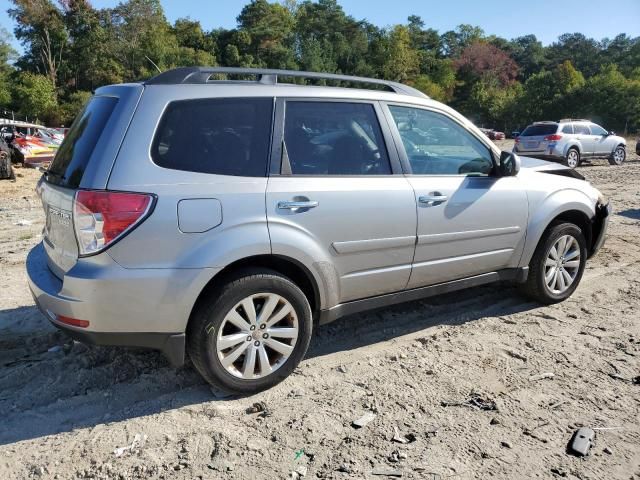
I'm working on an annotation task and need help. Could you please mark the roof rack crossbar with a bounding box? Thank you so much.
[145,67,428,99]
[559,118,591,123]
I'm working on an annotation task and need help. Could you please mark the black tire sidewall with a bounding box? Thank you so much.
[189,273,312,394]
[532,223,587,303]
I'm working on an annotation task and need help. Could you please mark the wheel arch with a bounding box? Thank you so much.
[520,191,595,267]
[188,254,322,327]
[564,142,581,157]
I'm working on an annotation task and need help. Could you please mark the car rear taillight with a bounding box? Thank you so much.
[73,190,153,256]
[544,134,563,141]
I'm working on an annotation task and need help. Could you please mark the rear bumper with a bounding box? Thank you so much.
[590,201,611,257]
[26,242,218,366]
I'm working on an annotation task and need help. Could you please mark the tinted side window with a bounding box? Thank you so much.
[48,96,118,188]
[152,98,273,177]
[574,124,590,135]
[284,102,391,175]
[590,124,607,135]
[562,124,574,134]
[388,106,493,175]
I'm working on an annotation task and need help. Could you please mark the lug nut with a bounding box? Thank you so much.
[246,336,252,342]
[254,341,260,347]
[250,325,256,331]
[263,333,268,339]
[260,324,266,329]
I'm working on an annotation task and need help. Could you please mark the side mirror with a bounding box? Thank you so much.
[608,131,616,136]
[499,151,520,177]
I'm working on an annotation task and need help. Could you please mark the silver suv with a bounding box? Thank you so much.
[514,119,626,168]
[27,68,611,393]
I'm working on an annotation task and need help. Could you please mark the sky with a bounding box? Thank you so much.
[1,0,639,53]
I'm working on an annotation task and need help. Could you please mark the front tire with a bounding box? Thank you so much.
[519,223,587,304]
[608,145,626,165]
[187,269,313,394]
[565,148,580,169]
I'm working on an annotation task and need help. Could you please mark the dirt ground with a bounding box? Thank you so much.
[0,141,639,480]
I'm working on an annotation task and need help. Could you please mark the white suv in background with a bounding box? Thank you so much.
[514,119,626,168]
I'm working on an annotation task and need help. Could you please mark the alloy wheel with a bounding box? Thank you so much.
[566,150,579,168]
[216,293,299,379]
[612,147,625,165]
[544,235,581,294]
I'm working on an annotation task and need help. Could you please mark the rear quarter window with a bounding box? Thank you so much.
[521,124,558,136]
[47,96,118,188]
[151,97,274,177]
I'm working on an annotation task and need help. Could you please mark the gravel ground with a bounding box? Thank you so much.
[0,141,639,480]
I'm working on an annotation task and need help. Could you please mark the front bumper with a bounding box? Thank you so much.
[26,243,218,366]
[590,202,611,257]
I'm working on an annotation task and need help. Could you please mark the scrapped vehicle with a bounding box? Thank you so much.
[12,134,58,166]
[479,128,505,141]
[0,135,14,180]
[0,123,63,167]
[514,119,626,168]
[27,67,610,394]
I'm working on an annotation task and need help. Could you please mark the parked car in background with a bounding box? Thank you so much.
[479,128,505,141]
[27,67,610,393]
[513,119,626,168]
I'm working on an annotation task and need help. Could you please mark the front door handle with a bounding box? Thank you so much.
[277,200,319,211]
[419,194,448,205]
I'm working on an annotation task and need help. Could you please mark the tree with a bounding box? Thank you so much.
[110,0,180,81]
[0,28,17,107]
[440,24,484,57]
[382,25,419,82]
[454,41,519,86]
[546,33,600,76]
[12,72,57,120]
[9,0,67,88]
[237,0,295,68]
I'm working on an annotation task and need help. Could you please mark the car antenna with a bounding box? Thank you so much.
[145,55,162,74]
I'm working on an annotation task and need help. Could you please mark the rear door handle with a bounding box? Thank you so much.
[277,200,319,211]
[419,194,448,205]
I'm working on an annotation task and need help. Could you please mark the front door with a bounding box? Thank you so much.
[589,123,614,156]
[266,100,417,304]
[384,104,529,288]
[575,123,595,156]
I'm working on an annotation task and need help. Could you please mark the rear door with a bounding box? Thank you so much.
[266,99,417,304]
[574,123,595,156]
[40,86,142,277]
[384,103,528,288]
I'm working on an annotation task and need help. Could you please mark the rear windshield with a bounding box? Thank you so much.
[47,96,118,188]
[520,124,558,136]
[151,97,273,177]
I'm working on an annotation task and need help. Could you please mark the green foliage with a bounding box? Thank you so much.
[12,72,57,120]
[2,0,639,132]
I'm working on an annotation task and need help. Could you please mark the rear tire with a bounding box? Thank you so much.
[187,269,313,394]
[519,222,587,304]
[608,145,626,165]
[564,148,580,169]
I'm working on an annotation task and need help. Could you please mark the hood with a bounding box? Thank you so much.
[518,155,586,180]
[519,156,568,171]
[520,157,585,180]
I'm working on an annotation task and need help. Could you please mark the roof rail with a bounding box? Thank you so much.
[145,67,429,99]
[559,118,591,123]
